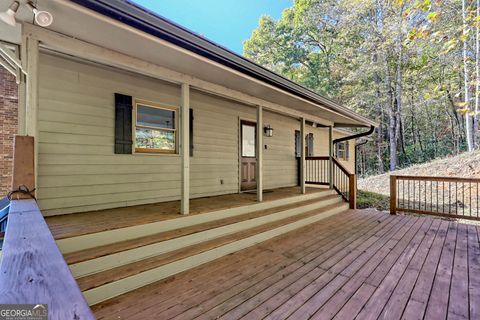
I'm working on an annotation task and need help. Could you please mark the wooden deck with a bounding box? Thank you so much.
[46,186,324,239]
[91,209,480,320]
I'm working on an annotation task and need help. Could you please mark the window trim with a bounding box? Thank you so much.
[133,98,179,154]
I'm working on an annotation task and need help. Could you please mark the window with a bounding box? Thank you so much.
[335,141,349,160]
[134,100,177,153]
[242,123,256,157]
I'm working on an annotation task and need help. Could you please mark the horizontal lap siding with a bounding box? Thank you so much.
[38,53,183,215]
[37,53,336,216]
[189,90,253,198]
[263,111,298,189]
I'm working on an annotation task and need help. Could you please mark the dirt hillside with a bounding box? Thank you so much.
[358,151,480,196]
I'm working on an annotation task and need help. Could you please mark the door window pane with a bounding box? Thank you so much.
[242,124,256,157]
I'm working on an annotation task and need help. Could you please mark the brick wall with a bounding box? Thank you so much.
[0,66,18,196]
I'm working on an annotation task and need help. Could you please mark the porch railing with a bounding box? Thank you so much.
[305,156,330,185]
[390,175,480,221]
[0,200,95,319]
[305,156,356,209]
[0,135,94,319]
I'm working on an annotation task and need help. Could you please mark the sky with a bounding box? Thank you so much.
[131,0,293,54]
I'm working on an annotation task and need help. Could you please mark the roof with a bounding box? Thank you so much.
[67,0,376,128]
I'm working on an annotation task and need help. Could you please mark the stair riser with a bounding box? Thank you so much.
[58,191,335,254]
[70,197,343,278]
[83,203,349,305]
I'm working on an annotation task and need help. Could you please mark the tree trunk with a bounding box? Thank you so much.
[475,0,480,148]
[463,0,474,151]
[385,57,396,171]
[373,63,385,174]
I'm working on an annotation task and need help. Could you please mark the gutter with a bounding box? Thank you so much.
[70,0,376,128]
[333,125,375,145]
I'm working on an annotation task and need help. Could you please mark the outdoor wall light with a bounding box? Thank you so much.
[264,125,274,137]
[0,1,20,27]
[26,2,53,27]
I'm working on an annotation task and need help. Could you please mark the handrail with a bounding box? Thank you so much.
[0,200,95,319]
[305,156,329,160]
[390,175,480,221]
[305,156,356,209]
[332,157,351,176]
[395,175,480,183]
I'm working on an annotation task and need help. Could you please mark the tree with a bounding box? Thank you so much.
[245,0,479,175]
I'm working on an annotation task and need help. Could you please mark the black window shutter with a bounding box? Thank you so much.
[335,143,340,158]
[189,108,194,157]
[114,93,133,154]
[307,133,314,156]
[346,141,350,160]
[295,130,301,157]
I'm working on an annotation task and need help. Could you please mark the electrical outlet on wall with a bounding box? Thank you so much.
[220,179,224,185]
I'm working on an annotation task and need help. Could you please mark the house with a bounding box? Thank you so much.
[0,0,376,318]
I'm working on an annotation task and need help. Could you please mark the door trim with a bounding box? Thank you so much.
[238,117,257,193]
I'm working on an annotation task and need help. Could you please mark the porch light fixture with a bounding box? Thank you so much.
[0,1,19,27]
[26,1,53,27]
[264,125,274,137]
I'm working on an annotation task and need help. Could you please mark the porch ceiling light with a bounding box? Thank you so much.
[27,1,53,27]
[264,125,273,137]
[0,1,20,27]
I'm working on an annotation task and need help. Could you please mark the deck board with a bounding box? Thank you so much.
[46,186,324,239]
[91,210,480,320]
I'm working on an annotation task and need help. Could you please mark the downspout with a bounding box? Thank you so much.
[355,140,369,176]
[332,125,374,210]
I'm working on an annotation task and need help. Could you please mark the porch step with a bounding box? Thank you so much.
[64,196,335,265]
[69,195,343,279]
[56,189,335,254]
[64,195,348,306]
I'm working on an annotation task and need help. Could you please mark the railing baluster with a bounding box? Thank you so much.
[470,181,472,217]
[424,180,427,211]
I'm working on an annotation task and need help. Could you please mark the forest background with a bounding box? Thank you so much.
[244,0,479,176]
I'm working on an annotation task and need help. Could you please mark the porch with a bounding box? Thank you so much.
[45,186,327,240]
[91,209,480,320]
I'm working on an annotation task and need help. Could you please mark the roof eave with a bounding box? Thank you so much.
[70,0,376,128]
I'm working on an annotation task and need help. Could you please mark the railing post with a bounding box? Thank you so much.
[10,135,35,200]
[300,118,306,194]
[349,174,356,209]
[329,126,333,189]
[390,175,397,215]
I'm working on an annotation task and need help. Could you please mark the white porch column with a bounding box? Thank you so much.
[181,83,190,214]
[300,117,306,194]
[329,126,334,189]
[24,35,39,189]
[256,106,263,202]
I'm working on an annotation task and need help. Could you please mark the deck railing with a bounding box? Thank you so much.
[390,175,480,220]
[0,200,94,319]
[305,156,356,209]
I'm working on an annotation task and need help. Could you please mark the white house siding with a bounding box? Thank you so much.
[37,53,318,215]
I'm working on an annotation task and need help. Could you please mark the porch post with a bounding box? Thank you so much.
[180,83,190,215]
[24,35,39,189]
[329,126,333,189]
[300,117,306,194]
[256,106,263,202]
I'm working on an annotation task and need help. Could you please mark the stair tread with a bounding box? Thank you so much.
[77,201,347,292]
[48,188,331,240]
[65,195,339,265]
